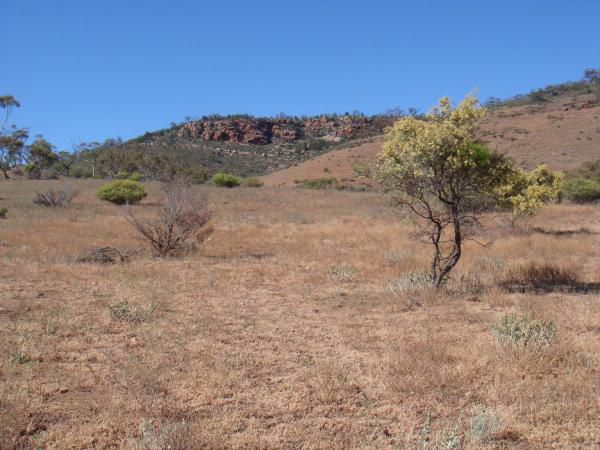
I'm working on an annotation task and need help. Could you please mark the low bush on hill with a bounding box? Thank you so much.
[563,177,600,203]
[212,172,241,188]
[97,180,147,205]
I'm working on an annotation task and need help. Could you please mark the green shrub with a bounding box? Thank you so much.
[241,177,264,187]
[563,177,600,203]
[97,180,147,205]
[492,315,558,348]
[211,172,241,188]
[0,207,7,218]
[115,170,129,179]
[127,172,144,182]
[295,177,339,189]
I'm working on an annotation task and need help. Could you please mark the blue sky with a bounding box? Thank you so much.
[2,0,599,150]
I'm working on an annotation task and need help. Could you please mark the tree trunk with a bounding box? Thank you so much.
[431,205,463,288]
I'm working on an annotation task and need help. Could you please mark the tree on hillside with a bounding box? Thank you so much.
[26,137,58,178]
[376,96,560,288]
[0,95,29,179]
[583,68,600,100]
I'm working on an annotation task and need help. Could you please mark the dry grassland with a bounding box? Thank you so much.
[1,179,599,449]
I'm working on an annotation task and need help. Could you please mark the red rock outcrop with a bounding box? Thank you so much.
[177,116,393,145]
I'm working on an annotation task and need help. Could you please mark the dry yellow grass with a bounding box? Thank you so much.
[1,179,599,448]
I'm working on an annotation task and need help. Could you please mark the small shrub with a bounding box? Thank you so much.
[492,315,558,348]
[503,262,578,287]
[211,172,241,188]
[128,172,144,182]
[97,180,147,205]
[327,264,357,282]
[468,405,501,445]
[295,177,339,189]
[0,207,7,218]
[563,177,600,203]
[241,177,264,187]
[115,170,129,179]
[76,247,131,264]
[108,301,156,323]
[387,271,432,295]
[33,188,78,207]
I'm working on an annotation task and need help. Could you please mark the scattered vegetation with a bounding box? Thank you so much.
[0,207,7,218]
[211,172,241,188]
[32,188,78,207]
[128,181,213,257]
[96,179,147,205]
[484,68,600,108]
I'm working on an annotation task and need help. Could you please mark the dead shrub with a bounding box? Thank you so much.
[76,247,134,264]
[128,181,213,257]
[32,188,77,207]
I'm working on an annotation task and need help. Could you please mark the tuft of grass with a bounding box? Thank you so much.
[387,271,432,295]
[468,405,501,445]
[131,420,197,450]
[384,249,413,266]
[327,264,357,282]
[492,314,558,349]
[108,301,157,323]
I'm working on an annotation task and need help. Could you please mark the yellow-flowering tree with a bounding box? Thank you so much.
[377,96,515,287]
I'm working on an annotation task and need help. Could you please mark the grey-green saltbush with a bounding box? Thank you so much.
[492,315,557,348]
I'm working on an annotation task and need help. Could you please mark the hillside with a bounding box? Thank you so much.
[262,92,600,187]
[82,115,395,178]
[70,76,599,183]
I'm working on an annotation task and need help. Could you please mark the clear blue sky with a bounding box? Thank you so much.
[2,0,599,150]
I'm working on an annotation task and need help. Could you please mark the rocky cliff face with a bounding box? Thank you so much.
[177,116,391,145]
